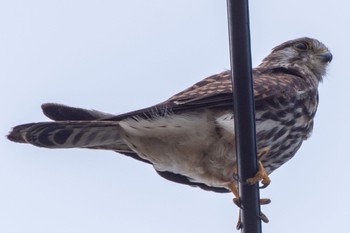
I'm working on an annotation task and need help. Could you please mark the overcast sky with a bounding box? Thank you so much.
[1,1,349,233]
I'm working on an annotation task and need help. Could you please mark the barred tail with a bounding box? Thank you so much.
[7,121,128,150]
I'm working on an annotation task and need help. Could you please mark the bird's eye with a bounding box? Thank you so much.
[294,42,309,51]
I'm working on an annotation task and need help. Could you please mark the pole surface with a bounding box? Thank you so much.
[226,0,262,232]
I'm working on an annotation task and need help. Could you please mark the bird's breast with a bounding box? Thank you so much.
[255,94,318,174]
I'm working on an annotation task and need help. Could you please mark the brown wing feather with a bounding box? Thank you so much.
[163,68,312,111]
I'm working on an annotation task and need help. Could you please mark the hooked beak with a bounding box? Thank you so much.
[318,51,333,63]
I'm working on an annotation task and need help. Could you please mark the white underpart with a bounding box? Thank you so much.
[215,113,234,135]
[119,111,237,188]
[256,119,286,144]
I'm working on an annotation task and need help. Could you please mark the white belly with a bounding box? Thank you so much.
[119,110,237,188]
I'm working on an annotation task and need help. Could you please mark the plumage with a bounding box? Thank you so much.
[8,37,332,194]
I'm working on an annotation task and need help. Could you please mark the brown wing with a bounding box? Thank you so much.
[165,68,313,111]
[39,69,313,194]
[42,69,312,122]
[167,71,233,104]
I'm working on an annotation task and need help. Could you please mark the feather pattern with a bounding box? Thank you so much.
[8,37,332,193]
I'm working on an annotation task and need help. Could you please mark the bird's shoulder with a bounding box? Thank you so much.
[166,68,315,108]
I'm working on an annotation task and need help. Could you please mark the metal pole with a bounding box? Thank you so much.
[226,0,262,232]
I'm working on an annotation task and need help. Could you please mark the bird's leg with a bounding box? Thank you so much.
[229,147,272,229]
[246,147,271,188]
[246,160,271,188]
[228,182,270,230]
[228,182,243,229]
[228,182,240,206]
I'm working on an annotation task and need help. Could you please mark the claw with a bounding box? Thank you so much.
[259,182,269,189]
[246,147,271,188]
[229,147,272,230]
[228,182,271,230]
[259,212,269,223]
[233,197,241,208]
[236,211,242,230]
[235,209,269,230]
[260,198,271,205]
[246,160,271,186]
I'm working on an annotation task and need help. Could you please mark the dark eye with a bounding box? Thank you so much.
[295,42,309,51]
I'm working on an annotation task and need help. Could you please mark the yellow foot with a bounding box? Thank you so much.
[228,182,270,230]
[260,198,271,205]
[235,208,270,230]
[228,182,240,206]
[246,147,271,187]
[246,160,271,187]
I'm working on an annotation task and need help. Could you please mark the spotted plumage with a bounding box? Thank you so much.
[8,37,332,194]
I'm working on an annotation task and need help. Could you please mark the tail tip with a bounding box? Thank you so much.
[6,123,36,143]
[7,129,25,143]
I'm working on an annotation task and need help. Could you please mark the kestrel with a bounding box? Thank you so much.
[8,37,332,225]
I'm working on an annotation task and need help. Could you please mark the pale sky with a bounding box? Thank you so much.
[1,1,349,233]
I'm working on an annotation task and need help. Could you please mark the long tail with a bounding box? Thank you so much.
[7,121,129,151]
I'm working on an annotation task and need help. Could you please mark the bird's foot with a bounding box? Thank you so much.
[246,147,271,188]
[234,199,270,230]
[246,160,271,188]
[228,182,270,230]
[229,147,272,230]
[235,211,269,230]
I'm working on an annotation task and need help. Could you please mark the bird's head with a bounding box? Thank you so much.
[259,37,332,84]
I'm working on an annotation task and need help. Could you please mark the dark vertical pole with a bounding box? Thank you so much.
[226,0,262,233]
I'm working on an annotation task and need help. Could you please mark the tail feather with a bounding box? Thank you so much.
[7,121,128,150]
[41,103,115,121]
[7,123,38,143]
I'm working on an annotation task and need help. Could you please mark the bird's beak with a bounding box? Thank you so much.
[317,51,333,63]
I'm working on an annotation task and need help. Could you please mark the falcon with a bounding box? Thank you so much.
[8,37,332,224]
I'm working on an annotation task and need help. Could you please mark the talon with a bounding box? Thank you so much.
[246,159,271,188]
[236,221,242,230]
[260,198,271,205]
[228,181,271,230]
[250,147,271,186]
[228,159,271,230]
[259,182,269,189]
[233,197,241,208]
[259,212,269,223]
[228,182,244,229]
[235,208,269,230]
[236,211,242,230]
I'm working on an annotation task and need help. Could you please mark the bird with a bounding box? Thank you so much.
[8,37,332,226]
